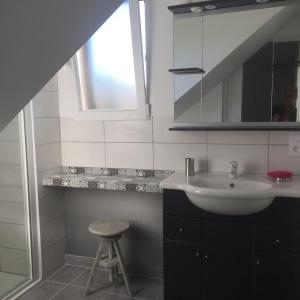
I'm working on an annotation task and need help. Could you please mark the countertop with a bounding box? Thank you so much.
[43,167,173,193]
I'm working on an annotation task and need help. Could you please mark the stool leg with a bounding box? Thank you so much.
[113,241,133,298]
[85,240,103,296]
[113,266,118,281]
[108,242,114,282]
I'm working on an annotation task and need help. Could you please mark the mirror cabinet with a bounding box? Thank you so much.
[169,0,300,130]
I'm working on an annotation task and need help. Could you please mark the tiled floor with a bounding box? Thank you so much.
[18,265,163,300]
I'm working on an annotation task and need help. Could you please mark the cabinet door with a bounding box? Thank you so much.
[204,220,253,300]
[164,241,203,300]
[164,216,202,243]
[255,253,300,300]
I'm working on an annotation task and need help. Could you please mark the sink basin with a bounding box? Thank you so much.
[160,173,275,216]
[185,176,274,215]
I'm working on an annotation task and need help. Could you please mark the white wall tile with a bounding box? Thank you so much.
[106,143,153,169]
[154,143,207,171]
[0,202,25,224]
[60,118,104,142]
[0,141,21,164]
[207,131,268,144]
[269,145,300,175]
[0,117,20,141]
[153,115,207,143]
[269,131,290,145]
[207,144,268,174]
[41,76,58,92]
[34,118,60,145]
[0,223,27,249]
[61,142,105,167]
[0,247,29,275]
[105,120,153,143]
[42,239,65,277]
[32,91,59,118]
[40,215,65,250]
[0,164,23,187]
[36,143,62,172]
[0,187,24,203]
[39,191,65,225]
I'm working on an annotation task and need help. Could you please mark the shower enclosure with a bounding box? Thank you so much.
[0,107,40,299]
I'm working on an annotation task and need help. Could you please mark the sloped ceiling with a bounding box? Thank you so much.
[0,0,123,131]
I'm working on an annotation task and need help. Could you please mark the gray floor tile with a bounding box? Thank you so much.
[48,265,86,284]
[52,285,107,300]
[17,281,66,300]
[71,269,112,292]
[104,294,134,300]
[109,276,163,300]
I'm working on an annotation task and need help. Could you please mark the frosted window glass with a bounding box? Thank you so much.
[77,1,139,110]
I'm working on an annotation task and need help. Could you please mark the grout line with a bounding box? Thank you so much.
[35,140,291,146]
[35,141,61,147]
[39,90,58,93]
[41,238,65,253]
[47,264,67,280]
[36,142,61,147]
[34,116,60,120]
[48,266,87,299]
[45,263,162,300]
[151,117,155,170]
[103,122,107,168]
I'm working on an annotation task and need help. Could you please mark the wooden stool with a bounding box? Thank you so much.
[84,220,132,297]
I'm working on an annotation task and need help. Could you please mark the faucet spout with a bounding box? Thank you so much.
[229,161,238,179]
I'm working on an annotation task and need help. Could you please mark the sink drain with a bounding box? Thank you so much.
[230,183,235,188]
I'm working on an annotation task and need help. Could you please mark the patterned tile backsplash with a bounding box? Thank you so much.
[43,167,174,193]
[62,166,173,178]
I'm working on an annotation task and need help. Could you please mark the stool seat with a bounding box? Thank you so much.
[89,220,130,237]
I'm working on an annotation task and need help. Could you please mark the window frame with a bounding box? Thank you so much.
[73,0,148,121]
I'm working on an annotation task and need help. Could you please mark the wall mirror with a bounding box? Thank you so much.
[169,0,300,130]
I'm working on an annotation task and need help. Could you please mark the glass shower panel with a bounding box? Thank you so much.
[0,112,32,299]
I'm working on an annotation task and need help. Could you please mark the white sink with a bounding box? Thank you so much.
[185,176,274,215]
[160,173,276,216]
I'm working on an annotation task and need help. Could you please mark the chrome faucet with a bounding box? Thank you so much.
[229,161,238,179]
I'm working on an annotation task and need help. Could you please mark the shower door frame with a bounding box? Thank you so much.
[3,104,42,300]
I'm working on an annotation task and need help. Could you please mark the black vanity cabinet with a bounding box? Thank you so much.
[163,189,300,300]
[203,220,252,300]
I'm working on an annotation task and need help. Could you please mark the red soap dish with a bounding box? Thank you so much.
[267,171,293,182]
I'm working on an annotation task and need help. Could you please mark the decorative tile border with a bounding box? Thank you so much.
[43,167,174,194]
[62,166,173,178]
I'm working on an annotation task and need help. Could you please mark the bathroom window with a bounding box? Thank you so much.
[75,0,148,120]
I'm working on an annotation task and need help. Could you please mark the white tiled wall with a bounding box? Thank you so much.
[59,115,300,175]
[32,76,66,277]
[0,115,29,276]
[56,0,300,174]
